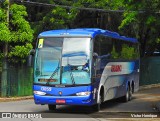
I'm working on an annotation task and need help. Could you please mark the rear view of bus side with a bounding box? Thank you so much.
[33,28,140,111]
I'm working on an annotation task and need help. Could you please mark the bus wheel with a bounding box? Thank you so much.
[92,94,101,112]
[48,104,56,111]
[123,86,130,102]
[129,85,133,101]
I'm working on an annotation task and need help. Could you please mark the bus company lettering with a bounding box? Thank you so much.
[111,65,122,72]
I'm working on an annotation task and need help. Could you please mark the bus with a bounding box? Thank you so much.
[31,28,139,111]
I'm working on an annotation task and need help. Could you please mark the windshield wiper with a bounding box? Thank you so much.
[67,64,75,85]
[46,59,60,85]
[66,57,75,85]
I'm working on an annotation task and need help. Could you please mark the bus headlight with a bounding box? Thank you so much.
[76,91,91,96]
[34,91,46,96]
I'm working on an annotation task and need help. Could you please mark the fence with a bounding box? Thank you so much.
[140,57,160,86]
[0,63,33,97]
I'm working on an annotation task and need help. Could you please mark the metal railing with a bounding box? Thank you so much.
[0,63,33,97]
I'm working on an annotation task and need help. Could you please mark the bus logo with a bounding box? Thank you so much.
[111,65,122,72]
[59,91,62,95]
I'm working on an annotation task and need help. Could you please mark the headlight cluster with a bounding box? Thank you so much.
[34,91,46,96]
[76,91,91,96]
[34,91,91,96]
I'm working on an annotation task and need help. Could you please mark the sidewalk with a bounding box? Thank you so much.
[139,83,160,90]
[0,96,33,102]
[140,84,160,112]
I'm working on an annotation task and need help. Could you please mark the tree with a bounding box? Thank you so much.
[8,4,33,63]
[25,0,77,40]
[118,0,160,57]
[0,0,33,97]
[0,1,33,63]
[21,0,160,57]
[25,0,123,36]
[72,0,160,57]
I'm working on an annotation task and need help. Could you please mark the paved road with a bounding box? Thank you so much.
[0,87,159,121]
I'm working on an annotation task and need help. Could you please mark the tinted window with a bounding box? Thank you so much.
[94,35,139,60]
[94,35,113,57]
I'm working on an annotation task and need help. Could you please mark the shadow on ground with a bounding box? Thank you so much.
[38,96,138,114]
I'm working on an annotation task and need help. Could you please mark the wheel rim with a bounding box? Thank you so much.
[99,95,102,104]
[129,86,132,100]
[126,88,129,101]
[98,94,102,110]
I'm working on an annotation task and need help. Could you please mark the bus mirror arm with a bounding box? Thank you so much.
[29,49,35,55]
[27,49,35,67]
[93,52,98,59]
[93,52,98,71]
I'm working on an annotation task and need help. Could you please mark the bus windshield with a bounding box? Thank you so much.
[34,37,91,85]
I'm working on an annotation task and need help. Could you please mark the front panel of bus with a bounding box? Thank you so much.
[33,37,97,106]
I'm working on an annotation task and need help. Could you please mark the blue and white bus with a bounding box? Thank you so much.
[32,28,139,111]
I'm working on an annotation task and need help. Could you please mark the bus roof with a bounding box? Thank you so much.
[39,28,138,43]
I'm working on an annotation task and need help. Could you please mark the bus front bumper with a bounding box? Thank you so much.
[34,94,94,106]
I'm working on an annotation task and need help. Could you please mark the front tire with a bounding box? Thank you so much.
[48,104,56,111]
[92,94,102,112]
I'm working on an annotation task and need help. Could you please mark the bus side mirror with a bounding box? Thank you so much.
[30,49,35,55]
[93,52,98,59]
[27,49,35,67]
[93,52,98,68]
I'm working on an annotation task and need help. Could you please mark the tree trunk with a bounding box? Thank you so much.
[1,43,8,97]
[1,0,9,97]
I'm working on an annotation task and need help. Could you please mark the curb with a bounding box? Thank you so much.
[139,83,160,90]
[0,96,33,102]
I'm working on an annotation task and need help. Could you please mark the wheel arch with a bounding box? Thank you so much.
[131,80,135,93]
[126,80,130,90]
[97,85,105,103]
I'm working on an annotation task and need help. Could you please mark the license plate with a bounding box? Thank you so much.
[56,99,66,104]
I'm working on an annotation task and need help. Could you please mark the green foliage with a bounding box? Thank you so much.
[10,4,33,43]
[8,43,32,63]
[118,0,160,56]
[23,0,160,57]
[111,44,138,60]
[111,45,119,59]
[146,15,156,25]
[120,44,136,59]
[0,23,11,42]
[50,6,75,28]
[0,1,33,63]
[31,0,77,37]
[156,38,160,44]
[0,7,11,42]
[119,11,138,29]
[0,8,6,21]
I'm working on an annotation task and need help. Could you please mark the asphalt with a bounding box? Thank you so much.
[156,102,160,111]
[139,84,160,111]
